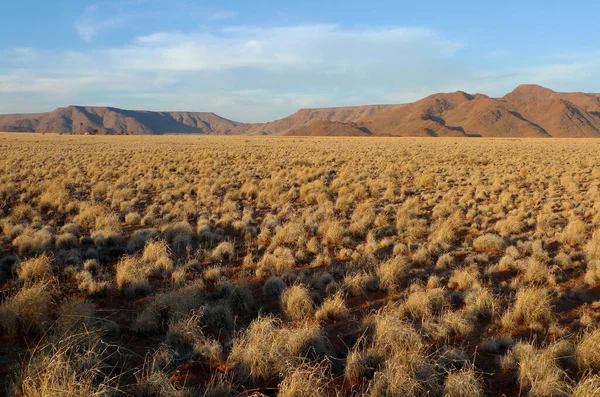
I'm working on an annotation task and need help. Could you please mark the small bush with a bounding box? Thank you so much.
[473,234,504,253]
[316,292,350,321]
[281,284,315,321]
[0,283,51,336]
[17,254,53,282]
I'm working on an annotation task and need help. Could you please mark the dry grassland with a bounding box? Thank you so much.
[1,133,600,396]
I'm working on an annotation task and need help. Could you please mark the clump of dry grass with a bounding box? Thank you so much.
[501,287,553,330]
[116,240,173,297]
[448,267,481,290]
[502,342,570,397]
[278,363,329,397]
[444,367,483,397]
[228,316,330,381]
[584,260,600,286]
[165,311,223,362]
[561,217,587,246]
[315,292,349,321]
[132,283,204,335]
[576,327,600,372]
[344,271,378,296]
[281,284,315,320]
[15,329,120,397]
[365,312,438,396]
[473,233,504,253]
[495,215,526,237]
[17,254,53,282]
[13,227,54,256]
[0,283,52,336]
[376,255,410,291]
[211,241,235,262]
[572,374,600,397]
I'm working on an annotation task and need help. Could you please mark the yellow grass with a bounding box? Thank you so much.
[2,133,600,395]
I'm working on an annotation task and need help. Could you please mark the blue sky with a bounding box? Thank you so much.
[1,0,599,122]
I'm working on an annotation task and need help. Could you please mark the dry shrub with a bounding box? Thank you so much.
[441,309,476,339]
[263,276,286,299]
[228,316,330,381]
[344,346,383,384]
[436,253,454,270]
[0,283,51,337]
[203,266,224,283]
[577,327,600,372]
[376,255,410,291]
[17,254,53,282]
[202,304,235,333]
[271,222,308,249]
[116,240,173,297]
[75,270,109,295]
[56,233,78,250]
[13,227,54,256]
[505,342,569,397]
[319,221,347,246]
[448,267,481,290]
[211,241,235,262]
[115,255,152,297]
[165,312,222,362]
[501,287,553,330]
[132,284,203,335]
[367,312,437,396]
[586,228,600,260]
[344,271,378,296]
[227,283,257,317]
[521,257,554,286]
[473,233,504,253]
[16,329,119,397]
[316,292,349,321]
[400,286,446,321]
[278,363,329,397]
[464,288,496,319]
[444,367,483,397]
[495,215,526,237]
[125,212,142,225]
[256,247,296,278]
[561,217,587,246]
[584,260,600,286]
[281,284,315,320]
[572,374,600,397]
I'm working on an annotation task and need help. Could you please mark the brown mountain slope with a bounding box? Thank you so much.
[502,85,600,137]
[231,104,405,135]
[358,91,549,137]
[2,85,600,136]
[0,106,244,134]
[285,121,372,136]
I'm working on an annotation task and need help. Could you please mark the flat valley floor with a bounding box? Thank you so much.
[2,133,600,396]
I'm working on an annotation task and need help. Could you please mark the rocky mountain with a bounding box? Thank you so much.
[284,120,372,136]
[2,85,600,137]
[0,106,244,135]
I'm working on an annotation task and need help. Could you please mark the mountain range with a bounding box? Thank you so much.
[2,84,600,137]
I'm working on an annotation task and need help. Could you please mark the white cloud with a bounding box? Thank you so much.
[75,4,128,42]
[210,11,236,20]
[114,25,460,73]
[2,22,600,122]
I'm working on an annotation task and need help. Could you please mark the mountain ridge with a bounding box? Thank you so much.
[2,85,600,137]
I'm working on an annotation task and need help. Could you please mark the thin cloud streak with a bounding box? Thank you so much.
[1,23,599,121]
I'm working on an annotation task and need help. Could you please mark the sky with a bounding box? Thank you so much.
[1,0,600,122]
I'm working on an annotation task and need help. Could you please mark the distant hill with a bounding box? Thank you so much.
[0,106,245,135]
[285,120,372,136]
[2,85,600,137]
